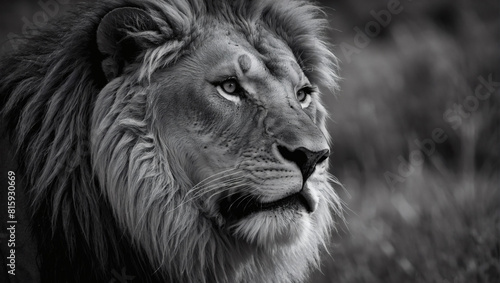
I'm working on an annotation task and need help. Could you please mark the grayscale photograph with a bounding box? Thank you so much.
[0,0,498,282]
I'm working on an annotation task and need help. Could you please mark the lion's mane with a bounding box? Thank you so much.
[0,0,340,282]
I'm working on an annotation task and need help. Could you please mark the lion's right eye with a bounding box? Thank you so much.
[216,78,242,104]
[297,86,314,109]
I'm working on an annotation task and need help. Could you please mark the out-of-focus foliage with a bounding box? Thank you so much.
[311,0,499,282]
[321,0,499,180]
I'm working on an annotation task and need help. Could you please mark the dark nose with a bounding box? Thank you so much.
[278,145,330,182]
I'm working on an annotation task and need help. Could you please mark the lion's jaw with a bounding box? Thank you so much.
[91,10,340,283]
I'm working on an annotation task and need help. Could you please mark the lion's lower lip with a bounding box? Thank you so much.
[220,191,312,220]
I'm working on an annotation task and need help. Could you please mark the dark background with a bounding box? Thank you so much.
[0,0,499,282]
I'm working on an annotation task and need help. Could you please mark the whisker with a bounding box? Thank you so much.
[188,169,241,195]
[227,190,255,213]
[327,173,350,198]
[179,169,241,204]
[191,177,248,202]
[191,175,247,198]
[200,179,249,203]
[165,170,250,214]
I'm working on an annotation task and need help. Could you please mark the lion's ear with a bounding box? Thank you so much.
[97,7,161,80]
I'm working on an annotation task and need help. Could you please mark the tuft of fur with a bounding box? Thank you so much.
[0,0,341,282]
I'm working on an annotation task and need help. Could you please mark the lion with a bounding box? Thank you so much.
[0,0,343,282]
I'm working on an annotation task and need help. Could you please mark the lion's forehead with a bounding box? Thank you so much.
[254,34,305,83]
[246,41,303,86]
[200,28,306,89]
[237,53,303,89]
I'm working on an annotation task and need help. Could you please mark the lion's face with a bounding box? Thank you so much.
[150,27,331,246]
[87,2,341,282]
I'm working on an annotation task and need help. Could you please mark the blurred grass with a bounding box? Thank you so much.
[311,170,499,283]
[311,0,499,282]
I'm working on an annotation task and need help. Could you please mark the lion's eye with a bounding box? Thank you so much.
[297,89,307,102]
[216,78,242,104]
[221,79,238,94]
[297,86,313,108]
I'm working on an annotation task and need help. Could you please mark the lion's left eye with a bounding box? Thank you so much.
[216,78,242,104]
[297,87,313,108]
[221,79,238,94]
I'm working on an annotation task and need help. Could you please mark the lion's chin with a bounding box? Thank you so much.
[228,206,313,247]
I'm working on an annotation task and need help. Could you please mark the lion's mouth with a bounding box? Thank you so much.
[219,191,313,220]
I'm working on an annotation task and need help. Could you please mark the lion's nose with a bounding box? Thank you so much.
[277,145,330,182]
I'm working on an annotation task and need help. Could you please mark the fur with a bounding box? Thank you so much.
[0,0,341,282]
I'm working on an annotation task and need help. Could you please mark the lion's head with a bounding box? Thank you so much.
[1,0,342,282]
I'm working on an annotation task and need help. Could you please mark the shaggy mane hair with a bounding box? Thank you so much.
[0,0,340,282]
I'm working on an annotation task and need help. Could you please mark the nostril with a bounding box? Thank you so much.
[277,145,330,182]
[278,145,307,168]
[316,151,329,164]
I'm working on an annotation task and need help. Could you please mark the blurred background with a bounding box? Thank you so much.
[1,0,499,282]
[313,0,499,282]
